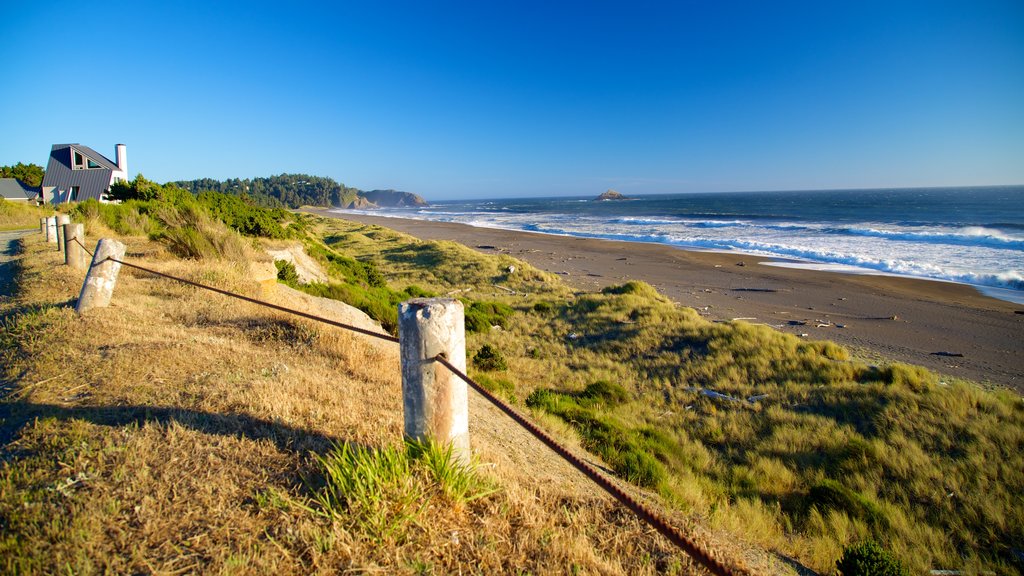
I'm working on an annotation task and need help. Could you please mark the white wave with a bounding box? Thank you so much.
[837,225,1024,250]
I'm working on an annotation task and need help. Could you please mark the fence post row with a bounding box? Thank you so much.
[75,238,126,315]
[56,237,733,572]
[54,215,70,253]
[398,298,471,463]
[45,217,57,244]
[64,223,86,270]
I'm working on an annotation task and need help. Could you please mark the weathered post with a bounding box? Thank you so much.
[64,223,86,270]
[55,215,71,252]
[45,217,57,243]
[40,217,47,234]
[398,298,470,462]
[75,238,126,314]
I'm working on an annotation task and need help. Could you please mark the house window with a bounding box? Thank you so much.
[70,186,80,202]
[73,151,85,169]
[87,158,101,169]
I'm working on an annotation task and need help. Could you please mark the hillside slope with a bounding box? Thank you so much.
[173,174,428,209]
[0,232,788,574]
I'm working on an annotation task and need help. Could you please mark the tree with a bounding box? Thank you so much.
[836,541,909,576]
[105,174,162,202]
[0,162,45,187]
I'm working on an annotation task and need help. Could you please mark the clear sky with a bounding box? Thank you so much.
[2,1,1022,200]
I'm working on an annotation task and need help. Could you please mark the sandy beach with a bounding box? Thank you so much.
[305,209,1024,392]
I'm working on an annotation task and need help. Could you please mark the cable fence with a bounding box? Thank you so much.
[66,232,745,575]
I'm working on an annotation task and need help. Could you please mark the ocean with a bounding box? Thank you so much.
[335,186,1024,303]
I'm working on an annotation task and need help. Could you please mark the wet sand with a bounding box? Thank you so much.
[305,209,1024,392]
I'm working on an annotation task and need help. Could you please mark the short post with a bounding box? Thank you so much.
[40,217,47,234]
[75,238,126,314]
[398,298,470,463]
[55,215,71,252]
[45,217,57,243]
[64,223,86,270]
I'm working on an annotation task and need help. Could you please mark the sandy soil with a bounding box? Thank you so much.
[305,209,1024,392]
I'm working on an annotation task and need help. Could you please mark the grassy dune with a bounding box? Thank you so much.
[1,217,744,574]
[3,196,1023,574]
[307,215,1024,574]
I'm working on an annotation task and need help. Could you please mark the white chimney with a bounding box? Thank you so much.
[115,144,127,175]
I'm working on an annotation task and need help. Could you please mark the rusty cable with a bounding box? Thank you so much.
[432,354,743,576]
[97,254,400,343]
[71,236,95,258]
[72,236,741,573]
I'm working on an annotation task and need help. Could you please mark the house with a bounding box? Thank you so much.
[0,178,40,203]
[41,143,127,204]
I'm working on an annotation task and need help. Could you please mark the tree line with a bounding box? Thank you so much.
[0,163,44,187]
[173,174,363,209]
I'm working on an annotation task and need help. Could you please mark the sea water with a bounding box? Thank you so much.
[335,186,1024,303]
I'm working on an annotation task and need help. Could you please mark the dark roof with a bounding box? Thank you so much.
[71,144,120,171]
[0,178,39,200]
[41,144,117,203]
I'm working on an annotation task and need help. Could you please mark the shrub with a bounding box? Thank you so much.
[836,541,909,576]
[473,344,508,371]
[884,363,936,392]
[153,204,249,261]
[580,380,630,406]
[275,260,300,284]
[464,300,514,333]
[197,190,290,238]
[533,301,554,314]
[601,280,661,299]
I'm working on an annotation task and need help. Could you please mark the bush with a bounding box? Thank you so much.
[464,300,514,333]
[197,191,290,239]
[275,260,300,284]
[153,203,249,261]
[580,380,630,406]
[836,541,908,576]
[473,344,508,371]
[533,301,554,314]
[601,280,661,299]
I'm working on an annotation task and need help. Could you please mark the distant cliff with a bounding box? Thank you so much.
[174,174,429,209]
[362,189,429,208]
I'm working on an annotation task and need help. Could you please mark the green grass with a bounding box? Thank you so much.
[278,214,1024,572]
[313,440,496,542]
[41,197,1019,573]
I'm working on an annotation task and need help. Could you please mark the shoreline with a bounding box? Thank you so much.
[303,208,1024,392]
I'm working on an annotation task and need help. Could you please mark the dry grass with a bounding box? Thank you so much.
[0,199,51,231]
[1,233,776,574]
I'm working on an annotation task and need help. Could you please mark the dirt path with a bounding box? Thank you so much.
[0,230,31,299]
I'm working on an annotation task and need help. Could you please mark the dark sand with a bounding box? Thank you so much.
[307,209,1024,392]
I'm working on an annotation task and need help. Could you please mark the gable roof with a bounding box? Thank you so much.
[0,178,39,200]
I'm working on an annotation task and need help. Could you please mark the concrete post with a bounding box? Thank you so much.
[55,215,71,252]
[398,298,470,462]
[64,223,86,270]
[45,217,57,243]
[40,218,47,234]
[75,238,126,314]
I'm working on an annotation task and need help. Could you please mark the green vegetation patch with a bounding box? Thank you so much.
[313,440,495,542]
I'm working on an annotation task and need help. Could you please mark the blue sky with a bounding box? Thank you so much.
[2,1,1022,200]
